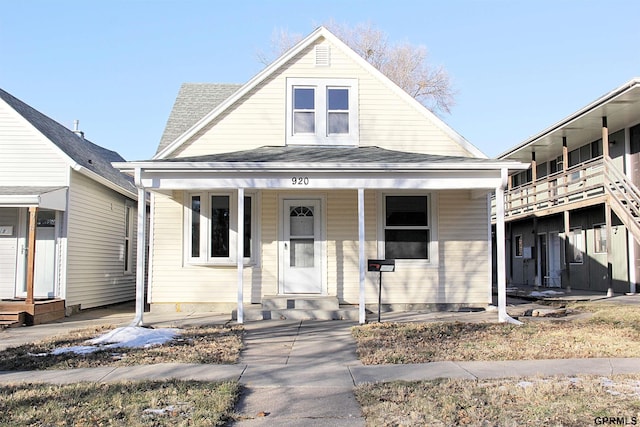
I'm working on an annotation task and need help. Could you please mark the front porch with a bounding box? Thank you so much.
[0,298,65,327]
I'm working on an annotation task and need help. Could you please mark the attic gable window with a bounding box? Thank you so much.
[287,78,358,146]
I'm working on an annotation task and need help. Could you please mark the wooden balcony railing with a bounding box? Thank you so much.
[492,156,607,222]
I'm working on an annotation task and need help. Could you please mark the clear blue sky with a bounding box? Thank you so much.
[2,0,639,160]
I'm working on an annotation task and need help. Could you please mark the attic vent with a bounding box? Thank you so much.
[315,45,330,66]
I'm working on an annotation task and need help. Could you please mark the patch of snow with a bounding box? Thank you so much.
[143,405,178,416]
[51,326,180,355]
[600,377,615,387]
[88,326,179,348]
[528,290,565,297]
[517,381,534,388]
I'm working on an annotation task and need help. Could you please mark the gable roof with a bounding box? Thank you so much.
[154,26,486,160]
[156,83,242,155]
[0,88,136,196]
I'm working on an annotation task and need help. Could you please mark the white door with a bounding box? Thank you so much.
[282,199,322,294]
[0,208,19,299]
[547,231,562,287]
[17,210,57,298]
[34,226,56,298]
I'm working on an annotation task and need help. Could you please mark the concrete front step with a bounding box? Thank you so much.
[261,295,340,310]
[233,306,359,321]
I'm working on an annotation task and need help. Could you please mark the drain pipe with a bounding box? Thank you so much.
[496,168,522,325]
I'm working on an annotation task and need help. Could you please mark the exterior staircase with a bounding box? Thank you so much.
[604,157,640,244]
[232,295,359,321]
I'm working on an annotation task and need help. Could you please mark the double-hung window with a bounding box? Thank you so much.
[383,195,431,261]
[287,78,358,146]
[187,192,254,264]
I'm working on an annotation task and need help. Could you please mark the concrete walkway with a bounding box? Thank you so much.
[2,299,640,426]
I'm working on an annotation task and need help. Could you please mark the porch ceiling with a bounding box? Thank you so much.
[498,79,640,164]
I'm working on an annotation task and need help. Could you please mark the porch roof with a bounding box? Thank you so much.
[118,146,527,171]
[0,186,68,211]
[114,146,527,193]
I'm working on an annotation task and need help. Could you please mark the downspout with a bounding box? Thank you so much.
[130,167,147,327]
[496,168,522,325]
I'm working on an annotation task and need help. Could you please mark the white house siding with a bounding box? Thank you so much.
[149,191,263,308]
[0,208,19,298]
[65,171,136,309]
[347,190,488,306]
[150,188,489,308]
[0,101,68,186]
[326,190,377,304]
[436,191,489,304]
[172,37,475,159]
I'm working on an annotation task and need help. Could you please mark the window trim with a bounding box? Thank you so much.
[568,226,584,264]
[593,223,607,254]
[185,191,258,266]
[377,192,438,268]
[286,78,359,146]
[514,234,523,258]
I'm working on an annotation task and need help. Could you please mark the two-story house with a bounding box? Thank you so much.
[116,27,527,323]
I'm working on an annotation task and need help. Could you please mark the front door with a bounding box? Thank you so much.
[548,232,562,287]
[17,209,57,298]
[281,199,322,294]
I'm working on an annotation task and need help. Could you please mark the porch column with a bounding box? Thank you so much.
[603,117,614,297]
[358,188,366,324]
[564,210,572,293]
[562,136,572,293]
[25,206,38,305]
[496,169,522,324]
[625,126,637,294]
[531,151,537,206]
[237,187,245,324]
[131,170,147,326]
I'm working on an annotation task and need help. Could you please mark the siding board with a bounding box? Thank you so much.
[65,171,137,308]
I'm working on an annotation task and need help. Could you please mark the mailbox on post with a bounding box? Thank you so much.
[368,259,395,322]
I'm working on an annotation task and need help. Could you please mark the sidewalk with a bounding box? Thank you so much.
[2,300,640,425]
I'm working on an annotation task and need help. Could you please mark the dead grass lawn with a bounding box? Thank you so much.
[0,380,239,426]
[352,303,640,364]
[0,324,243,371]
[356,374,640,427]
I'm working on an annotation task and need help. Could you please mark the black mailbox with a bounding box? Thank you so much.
[367,259,395,272]
[368,259,395,322]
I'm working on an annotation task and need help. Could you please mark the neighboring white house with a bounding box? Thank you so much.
[0,88,142,324]
[116,27,527,324]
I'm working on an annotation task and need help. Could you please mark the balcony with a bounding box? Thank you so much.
[498,156,607,221]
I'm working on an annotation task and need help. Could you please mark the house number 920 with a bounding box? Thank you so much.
[291,177,310,185]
